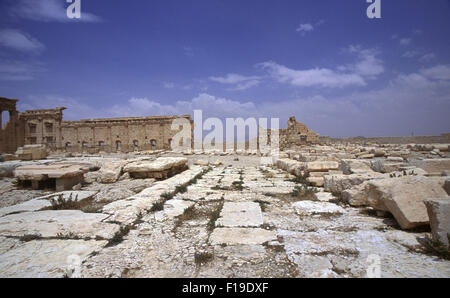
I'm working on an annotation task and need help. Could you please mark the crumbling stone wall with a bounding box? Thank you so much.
[19,108,65,150]
[263,117,320,150]
[61,116,194,153]
[0,97,194,154]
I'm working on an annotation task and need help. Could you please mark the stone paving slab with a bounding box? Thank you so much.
[0,210,119,240]
[0,239,107,278]
[209,228,277,245]
[216,202,263,228]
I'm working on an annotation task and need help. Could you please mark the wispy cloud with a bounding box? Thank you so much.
[20,64,450,137]
[256,46,383,88]
[295,20,324,36]
[399,38,412,46]
[209,73,261,91]
[0,29,45,54]
[9,0,102,23]
[258,61,366,88]
[0,59,45,81]
[163,82,175,89]
[419,53,436,63]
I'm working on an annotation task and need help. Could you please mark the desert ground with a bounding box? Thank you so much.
[0,143,449,278]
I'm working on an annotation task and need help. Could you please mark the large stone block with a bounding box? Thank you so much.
[306,161,339,172]
[424,198,450,248]
[367,176,449,229]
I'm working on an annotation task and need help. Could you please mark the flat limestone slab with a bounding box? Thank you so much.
[216,202,263,228]
[14,163,89,180]
[37,191,98,202]
[161,199,194,218]
[209,228,276,245]
[0,239,107,278]
[0,199,51,218]
[0,210,119,240]
[0,191,98,218]
[292,201,345,216]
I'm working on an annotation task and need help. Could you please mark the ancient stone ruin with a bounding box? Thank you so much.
[0,96,449,278]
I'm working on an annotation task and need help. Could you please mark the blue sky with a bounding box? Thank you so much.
[0,0,449,137]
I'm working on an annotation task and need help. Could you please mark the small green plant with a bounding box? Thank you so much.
[207,202,224,232]
[175,184,188,194]
[254,199,270,212]
[49,193,79,210]
[195,252,214,266]
[19,234,41,242]
[106,226,130,247]
[150,200,165,212]
[160,192,174,201]
[287,172,310,185]
[291,184,318,200]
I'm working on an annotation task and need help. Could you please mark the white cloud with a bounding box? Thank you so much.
[296,23,314,35]
[347,46,384,77]
[0,29,45,54]
[399,38,412,46]
[256,46,383,88]
[9,0,102,23]
[419,53,436,63]
[296,20,324,36]
[209,73,261,91]
[402,50,421,59]
[19,67,450,138]
[258,61,366,88]
[163,82,175,89]
[420,65,450,81]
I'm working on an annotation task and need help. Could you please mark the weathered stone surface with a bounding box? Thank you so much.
[0,239,106,278]
[444,179,450,195]
[123,157,188,179]
[307,176,324,187]
[413,159,450,175]
[0,198,51,217]
[194,160,209,166]
[14,163,88,180]
[367,177,449,229]
[292,201,345,216]
[315,192,336,202]
[424,198,450,248]
[216,202,263,228]
[385,230,423,252]
[97,160,128,184]
[323,172,387,194]
[306,161,339,172]
[15,145,47,161]
[209,228,276,245]
[0,210,120,240]
[93,187,135,203]
[371,160,405,173]
[341,159,373,174]
[161,199,195,219]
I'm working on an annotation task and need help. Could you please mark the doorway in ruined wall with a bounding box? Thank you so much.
[133,140,139,151]
[150,139,157,150]
[116,140,122,152]
[1,110,9,130]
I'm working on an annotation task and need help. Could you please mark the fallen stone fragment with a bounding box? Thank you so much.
[306,161,339,172]
[341,159,373,174]
[14,163,89,191]
[292,201,345,217]
[367,176,449,229]
[424,198,450,248]
[123,157,188,179]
